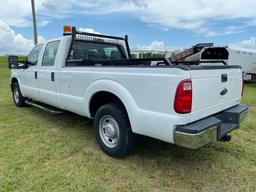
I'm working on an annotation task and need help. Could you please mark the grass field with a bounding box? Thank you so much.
[0,56,255,192]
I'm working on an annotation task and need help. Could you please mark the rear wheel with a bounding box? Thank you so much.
[94,103,135,158]
[12,82,26,107]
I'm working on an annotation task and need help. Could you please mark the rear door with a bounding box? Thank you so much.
[190,65,242,122]
[37,40,60,107]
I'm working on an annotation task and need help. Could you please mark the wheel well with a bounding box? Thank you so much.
[89,91,127,118]
[11,78,18,89]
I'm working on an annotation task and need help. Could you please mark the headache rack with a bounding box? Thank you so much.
[64,26,132,60]
[64,26,171,67]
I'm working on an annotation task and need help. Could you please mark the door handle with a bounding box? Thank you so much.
[35,71,38,79]
[51,72,55,82]
[220,88,228,96]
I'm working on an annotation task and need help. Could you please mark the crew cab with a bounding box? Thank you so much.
[8,26,248,157]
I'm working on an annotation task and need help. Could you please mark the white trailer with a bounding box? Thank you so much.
[227,46,256,81]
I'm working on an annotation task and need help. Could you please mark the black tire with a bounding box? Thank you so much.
[12,82,26,107]
[94,103,135,158]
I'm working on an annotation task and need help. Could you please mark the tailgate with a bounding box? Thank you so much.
[190,65,242,123]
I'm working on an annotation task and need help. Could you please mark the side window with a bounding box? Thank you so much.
[27,44,43,65]
[42,41,60,66]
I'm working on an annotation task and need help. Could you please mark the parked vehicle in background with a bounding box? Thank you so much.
[227,46,256,81]
[8,26,248,157]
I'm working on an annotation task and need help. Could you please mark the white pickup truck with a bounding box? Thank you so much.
[8,26,248,157]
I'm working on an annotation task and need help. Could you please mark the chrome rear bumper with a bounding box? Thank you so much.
[174,104,248,149]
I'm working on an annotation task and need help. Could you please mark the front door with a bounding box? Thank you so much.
[19,44,43,99]
[37,40,60,107]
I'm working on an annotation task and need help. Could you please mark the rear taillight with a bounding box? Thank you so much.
[241,75,244,96]
[174,79,192,114]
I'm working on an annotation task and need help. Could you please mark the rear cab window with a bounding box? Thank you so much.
[69,41,126,60]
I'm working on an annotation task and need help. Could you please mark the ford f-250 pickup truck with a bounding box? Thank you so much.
[8,26,248,157]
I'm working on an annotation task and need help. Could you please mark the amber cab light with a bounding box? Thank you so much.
[63,25,72,34]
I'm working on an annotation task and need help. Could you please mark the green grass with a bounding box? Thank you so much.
[0,56,255,192]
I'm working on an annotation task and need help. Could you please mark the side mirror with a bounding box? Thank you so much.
[8,55,19,69]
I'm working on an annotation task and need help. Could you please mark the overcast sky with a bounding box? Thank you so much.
[0,0,256,55]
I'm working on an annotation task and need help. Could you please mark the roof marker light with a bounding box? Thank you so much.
[63,25,72,34]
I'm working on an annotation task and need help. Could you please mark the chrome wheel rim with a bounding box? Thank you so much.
[13,86,20,104]
[99,115,120,148]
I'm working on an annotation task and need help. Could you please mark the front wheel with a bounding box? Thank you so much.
[94,103,135,158]
[12,82,26,107]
